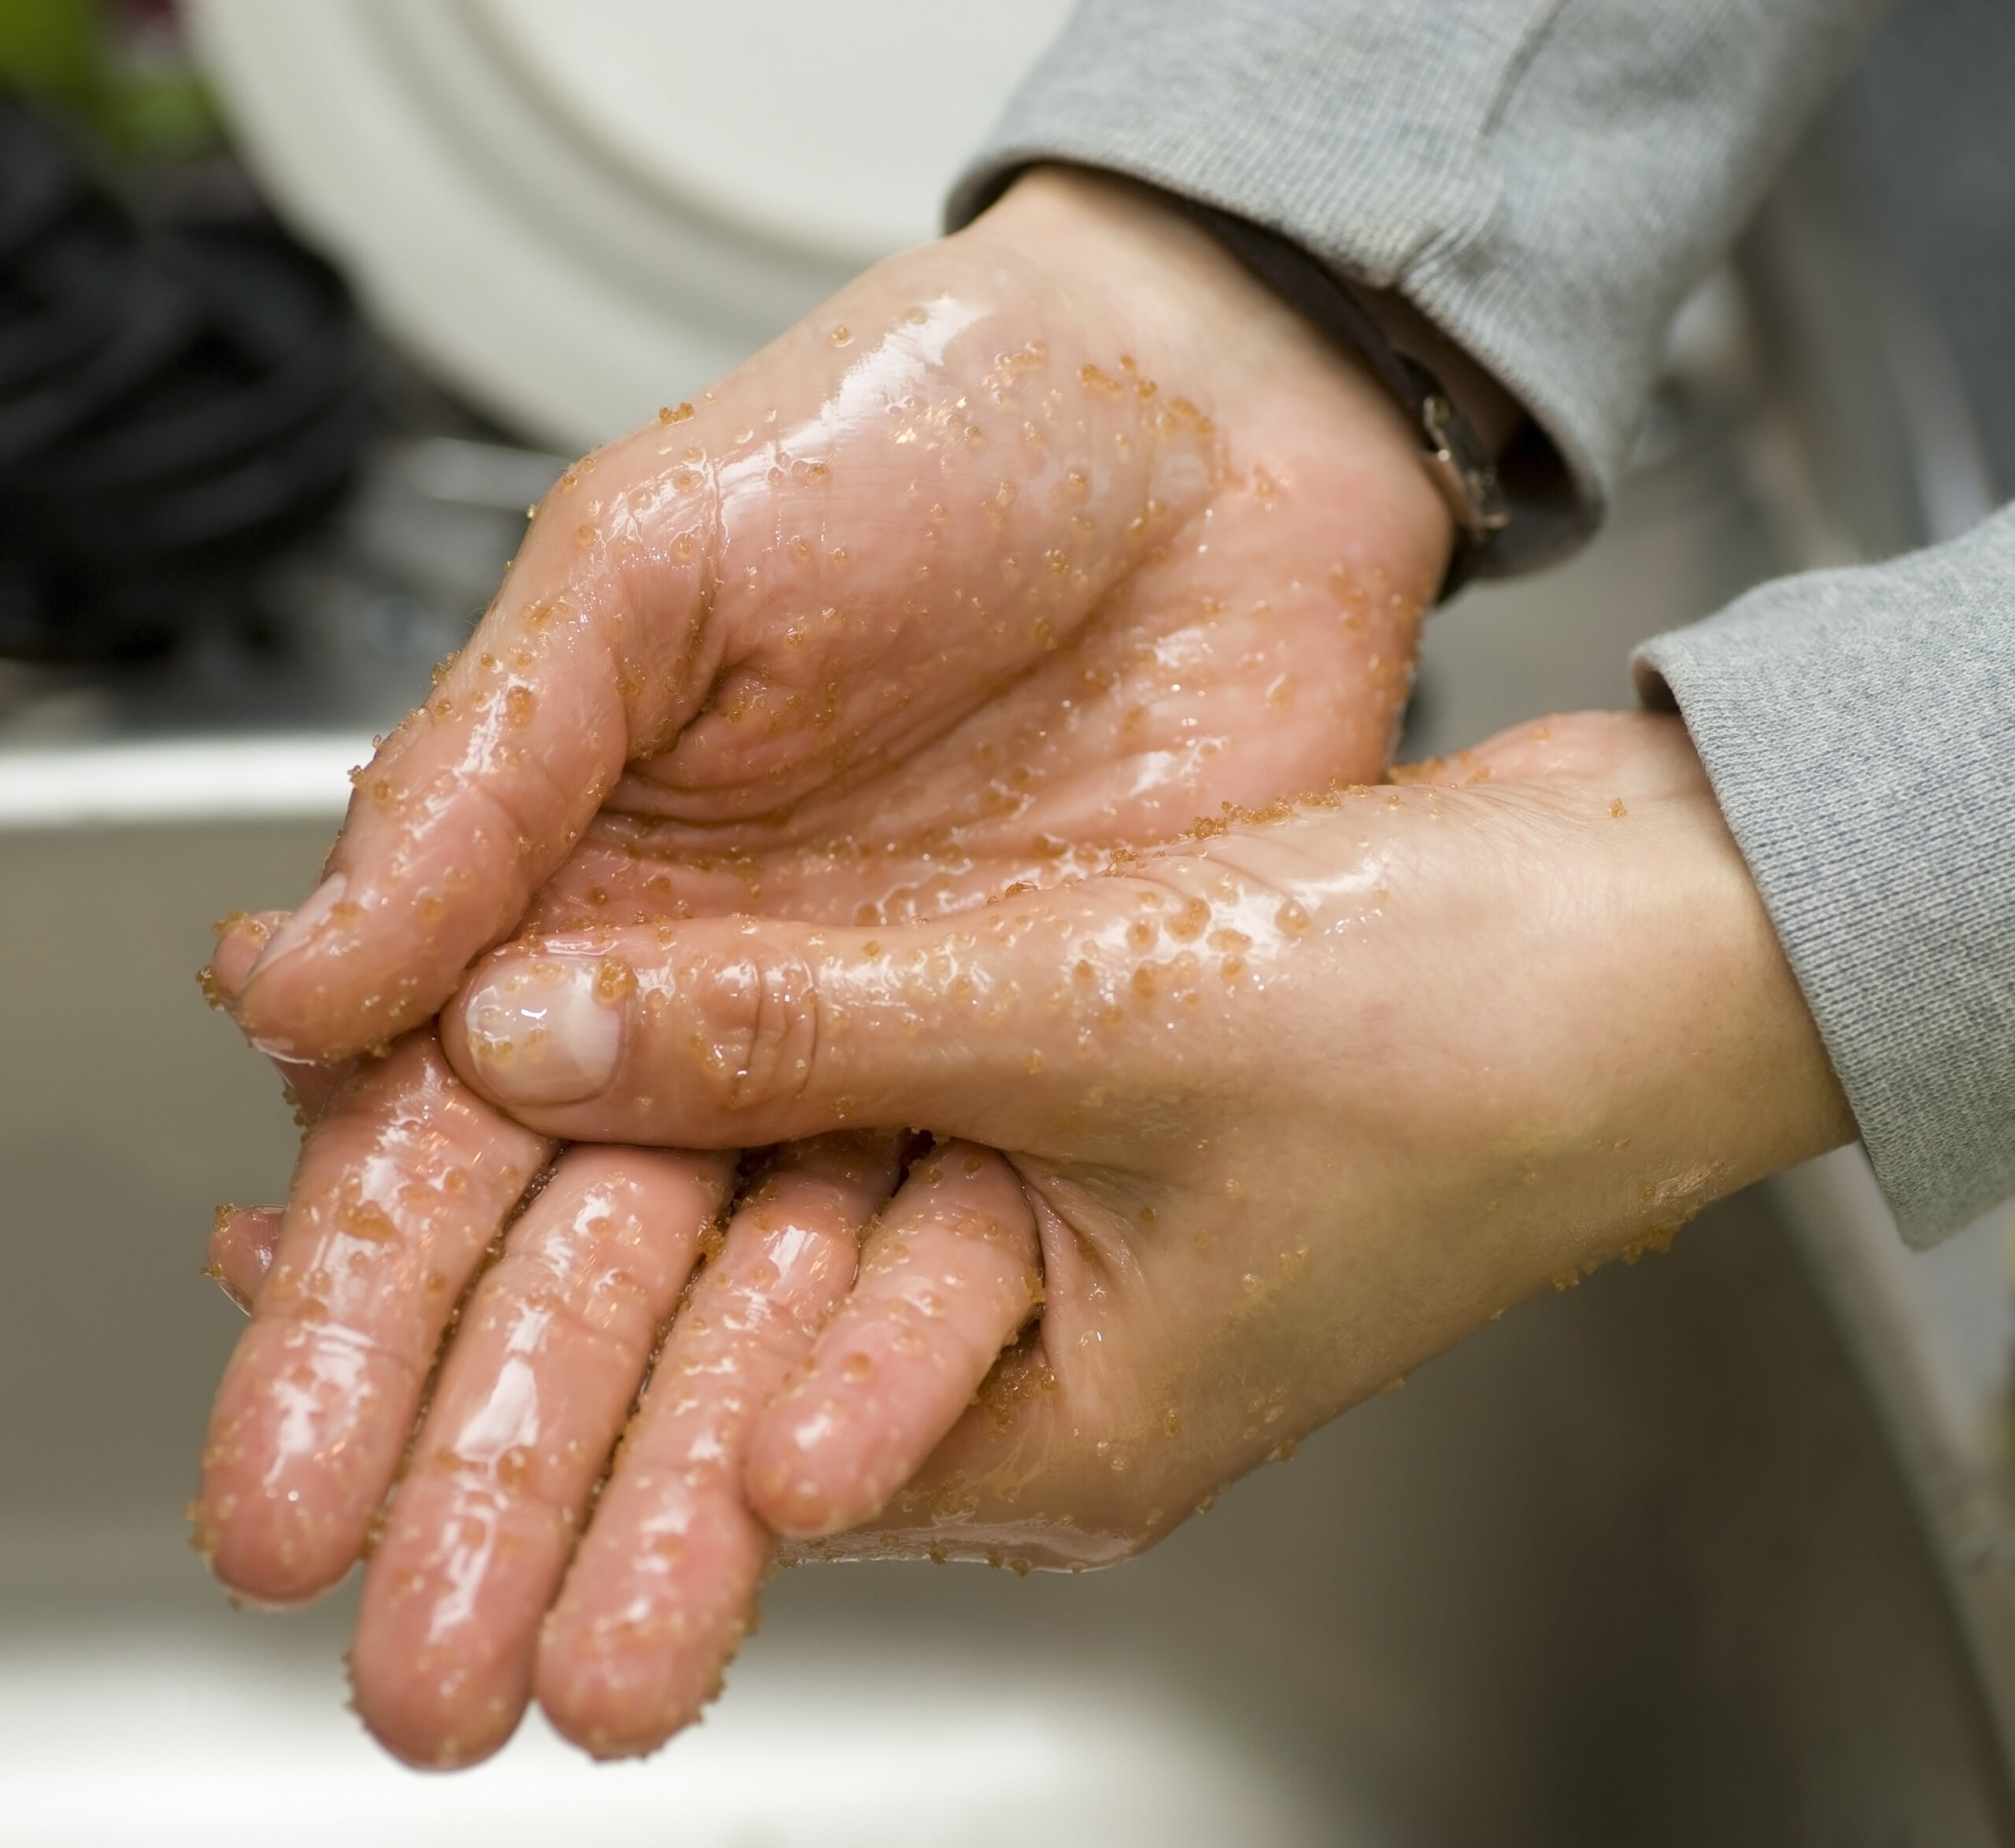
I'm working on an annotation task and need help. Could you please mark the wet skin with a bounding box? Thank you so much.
[208,716,1854,1768]
[226,168,1448,1065]
[205,1052,1030,1764]
[200,168,1452,1765]
[438,711,1854,1568]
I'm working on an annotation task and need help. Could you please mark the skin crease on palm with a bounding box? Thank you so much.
[203,715,1856,1772]
[225,167,1447,1063]
[435,710,1856,1573]
[196,168,1455,1766]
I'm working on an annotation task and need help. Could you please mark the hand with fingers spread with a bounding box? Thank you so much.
[202,867,1067,1769]
[204,1087,1028,1765]
[202,922,999,1765]
[202,712,1854,1770]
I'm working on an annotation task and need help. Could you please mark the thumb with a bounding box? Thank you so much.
[229,447,715,1063]
[437,896,1135,1151]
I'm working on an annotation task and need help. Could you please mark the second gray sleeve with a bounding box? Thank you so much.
[1636,510,2015,1247]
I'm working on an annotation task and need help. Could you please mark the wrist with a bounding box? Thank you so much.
[984,168,1521,595]
[968,165,1455,611]
[1348,286,1524,464]
[1646,781,1856,1179]
[1535,723,1854,1266]
[1410,714,1854,1287]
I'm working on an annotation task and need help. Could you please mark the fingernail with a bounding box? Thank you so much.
[202,1262,253,1316]
[208,1204,280,1314]
[243,874,349,986]
[459,958,624,1104]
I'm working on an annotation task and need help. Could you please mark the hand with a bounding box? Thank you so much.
[210,711,1851,1759]
[207,1118,1033,1765]
[202,926,948,1766]
[434,712,1853,1566]
[194,164,1453,1763]
[224,166,1448,1064]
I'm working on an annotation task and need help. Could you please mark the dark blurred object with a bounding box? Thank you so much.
[1821,0,2015,530]
[0,98,366,660]
[1741,0,2015,567]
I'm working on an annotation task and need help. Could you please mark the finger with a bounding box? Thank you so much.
[745,1141,1040,1539]
[193,1033,553,1605]
[350,1144,733,1769]
[205,911,353,1124]
[224,458,693,1063]
[204,908,282,1001]
[205,1205,282,1313]
[536,1132,900,1759]
[439,893,1138,1153]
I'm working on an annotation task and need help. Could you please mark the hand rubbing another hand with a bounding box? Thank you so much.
[191,170,1850,1771]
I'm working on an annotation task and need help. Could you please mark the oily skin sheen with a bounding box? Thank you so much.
[207,718,1854,1769]
[225,169,1446,1063]
[434,711,1854,1566]
[195,173,1850,1774]
[199,169,1452,1765]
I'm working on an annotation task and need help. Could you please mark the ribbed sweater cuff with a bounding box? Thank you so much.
[1635,508,2015,1244]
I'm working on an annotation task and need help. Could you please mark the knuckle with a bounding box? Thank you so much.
[686,948,824,1118]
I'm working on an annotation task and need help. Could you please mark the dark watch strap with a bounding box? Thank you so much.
[1167,198,1510,600]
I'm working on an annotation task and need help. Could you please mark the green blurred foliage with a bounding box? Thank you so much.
[0,0,221,164]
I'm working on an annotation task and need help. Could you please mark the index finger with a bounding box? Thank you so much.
[206,909,354,1122]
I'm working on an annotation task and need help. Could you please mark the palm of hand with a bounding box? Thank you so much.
[531,343,1420,936]
[199,525,1420,1763]
[199,173,1449,1769]
[228,170,1441,1060]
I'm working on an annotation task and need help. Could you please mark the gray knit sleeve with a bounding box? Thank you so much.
[1634,509,2015,1246]
[950,0,1880,572]
[952,0,2014,1240]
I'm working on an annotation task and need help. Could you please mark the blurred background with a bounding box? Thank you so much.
[2,2,2015,1843]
